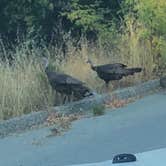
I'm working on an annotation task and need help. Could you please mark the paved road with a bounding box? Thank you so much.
[0,92,165,166]
[72,148,166,166]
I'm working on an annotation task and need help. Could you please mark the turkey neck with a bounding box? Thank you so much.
[45,66,49,75]
[45,66,55,79]
[91,65,97,71]
[88,62,97,71]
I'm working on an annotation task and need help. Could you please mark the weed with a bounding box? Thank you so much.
[92,105,105,116]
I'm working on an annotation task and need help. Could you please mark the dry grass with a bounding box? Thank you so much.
[46,112,84,136]
[60,36,146,93]
[60,20,166,93]
[0,23,164,120]
[0,59,55,120]
[104,96,138,109]
[0,43,56,120]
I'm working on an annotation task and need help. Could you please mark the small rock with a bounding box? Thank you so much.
[160,76,166,88]
[46,127,61,137]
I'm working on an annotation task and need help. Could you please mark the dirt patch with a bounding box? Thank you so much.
[104,96,140,109]
[45,112,86,137]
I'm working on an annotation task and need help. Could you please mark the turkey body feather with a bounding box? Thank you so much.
[43,60,93,100]
[87,59,142,85]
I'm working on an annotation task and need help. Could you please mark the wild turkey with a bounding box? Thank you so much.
[42,58,93,101]
[87,59,142,88]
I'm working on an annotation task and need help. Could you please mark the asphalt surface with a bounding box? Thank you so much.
[71,148,166,166]
[0,92,165,166]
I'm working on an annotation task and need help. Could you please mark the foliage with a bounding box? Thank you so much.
[135,0,166,36]
[0,0,70,43]
[0,0,123,43]
[92,105,105,116]
[121,0,166,75]
[65,0,123,40]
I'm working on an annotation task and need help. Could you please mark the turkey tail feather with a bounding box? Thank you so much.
[131,67,142,73]
[123,68,142,76]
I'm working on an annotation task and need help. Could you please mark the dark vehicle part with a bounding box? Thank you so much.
[112,153,136,164]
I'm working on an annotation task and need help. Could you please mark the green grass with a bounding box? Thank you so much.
[92,105,105,116]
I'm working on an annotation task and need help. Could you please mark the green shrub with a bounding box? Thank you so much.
[92,105,105,116]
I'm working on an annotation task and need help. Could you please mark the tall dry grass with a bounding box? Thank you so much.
[0,42,55,120]
[60,36,146,92]
[0,24,164,120]
[60,19,165,92]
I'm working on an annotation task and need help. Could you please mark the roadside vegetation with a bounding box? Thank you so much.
[92,105,105,116]
[0,0,165,120]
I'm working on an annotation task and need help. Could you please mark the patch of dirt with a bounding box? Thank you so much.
[45,112,85,137]
[104,96,140,109]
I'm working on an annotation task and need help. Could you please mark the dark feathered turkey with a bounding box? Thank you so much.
[43,58,93,100]
[87,59,142,86]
